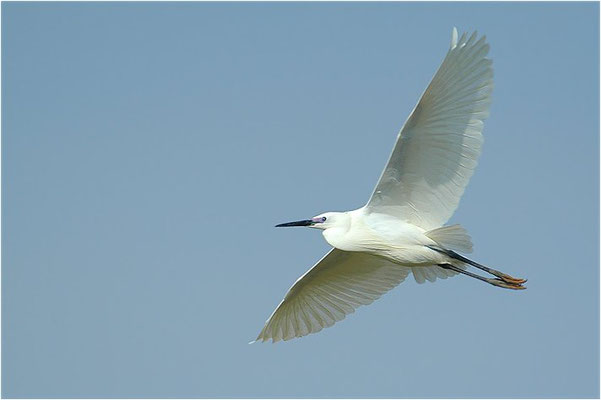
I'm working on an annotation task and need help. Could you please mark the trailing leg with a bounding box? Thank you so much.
[437,263,526,290]
[427,245,527,285]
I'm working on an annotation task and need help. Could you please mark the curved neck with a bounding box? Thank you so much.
[322,213,352,250]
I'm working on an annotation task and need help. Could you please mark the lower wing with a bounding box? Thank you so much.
[254,249,411,343]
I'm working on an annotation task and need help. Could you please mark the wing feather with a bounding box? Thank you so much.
[366,28,493,229]
[254,249,410,343]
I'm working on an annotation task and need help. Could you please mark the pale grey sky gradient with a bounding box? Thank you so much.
[2,2,599,398]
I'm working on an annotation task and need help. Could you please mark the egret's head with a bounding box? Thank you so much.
[275,212,343,230]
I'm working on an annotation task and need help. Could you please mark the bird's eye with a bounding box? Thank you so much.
[321,217,327,222]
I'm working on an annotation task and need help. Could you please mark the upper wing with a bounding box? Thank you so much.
[366,28,493,230]
[254,249,410,343]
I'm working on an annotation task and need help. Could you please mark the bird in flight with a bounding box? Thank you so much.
[254,28,526,343]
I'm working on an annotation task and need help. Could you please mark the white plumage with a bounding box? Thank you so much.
[254,28,525,344]
[367,29,493,230]
[257,249,410,342]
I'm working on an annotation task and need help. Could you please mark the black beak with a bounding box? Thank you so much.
[275,219,314,228]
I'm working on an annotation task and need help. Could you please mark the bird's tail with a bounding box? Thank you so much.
[425,224,473,254]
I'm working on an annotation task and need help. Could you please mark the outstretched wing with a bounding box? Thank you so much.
[366,28,493,230]
[254,249,410,343]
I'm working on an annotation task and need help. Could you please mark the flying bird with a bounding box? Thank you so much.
[254,28,526,343]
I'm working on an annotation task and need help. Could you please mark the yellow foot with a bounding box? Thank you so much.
[498,274,528,285]
[488,278,527,290]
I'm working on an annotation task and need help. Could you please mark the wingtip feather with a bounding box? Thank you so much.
[451,27,458,49]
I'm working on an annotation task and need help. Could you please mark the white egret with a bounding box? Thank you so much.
[254,28,526,344]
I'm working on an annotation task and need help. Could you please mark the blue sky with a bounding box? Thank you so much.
[2,2,599,398]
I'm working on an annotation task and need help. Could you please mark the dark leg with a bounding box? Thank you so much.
[427,245,527,285]
[438,264,526,290]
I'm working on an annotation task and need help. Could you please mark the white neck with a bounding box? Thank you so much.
[321,212,353,250]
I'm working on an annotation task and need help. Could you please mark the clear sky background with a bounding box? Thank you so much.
[2,2,599,398]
